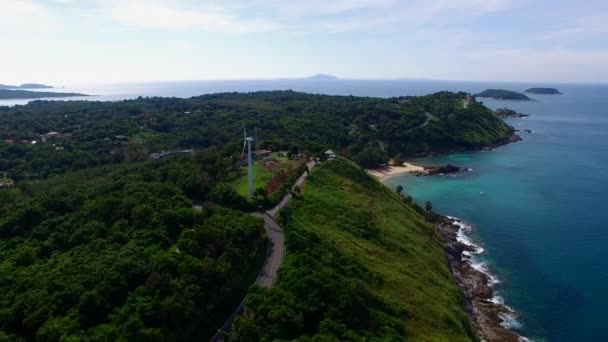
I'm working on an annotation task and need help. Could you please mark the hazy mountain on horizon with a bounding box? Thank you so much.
[0,83,53,90]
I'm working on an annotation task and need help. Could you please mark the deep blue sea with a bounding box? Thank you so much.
[2,79,606,341]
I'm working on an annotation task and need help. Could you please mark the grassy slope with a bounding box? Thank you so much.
[286,158,475,340]
[235,159,476,341]
[233,164,273,197]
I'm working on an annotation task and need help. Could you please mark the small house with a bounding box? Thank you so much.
[324,149,336,159]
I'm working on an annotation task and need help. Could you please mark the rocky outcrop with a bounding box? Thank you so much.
[495,108,530,118]
[423,164,463,175]
[437,217,522,342]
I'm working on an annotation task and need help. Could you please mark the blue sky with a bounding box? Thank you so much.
[2,0,607,84]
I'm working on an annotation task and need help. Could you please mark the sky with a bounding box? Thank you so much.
[1,0,607,85]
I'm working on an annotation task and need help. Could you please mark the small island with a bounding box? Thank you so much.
[302,74,339,80]
[495,108,530,118]
[0,89,88,100]
[474,89,532,100]
[18,83,54,89]
[525,87,561,94]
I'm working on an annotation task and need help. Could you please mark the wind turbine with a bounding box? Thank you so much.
[242,127,255,198]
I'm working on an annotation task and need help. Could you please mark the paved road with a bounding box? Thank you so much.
[256,160,315,287]
[249,212,283,287]
[209,160,315,341]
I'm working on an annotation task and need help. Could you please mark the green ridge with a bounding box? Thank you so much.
[231,158,477,341]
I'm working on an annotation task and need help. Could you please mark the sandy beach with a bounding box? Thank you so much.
[367,162,426,181]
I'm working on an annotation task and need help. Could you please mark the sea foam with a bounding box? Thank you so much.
[447,216,530,340]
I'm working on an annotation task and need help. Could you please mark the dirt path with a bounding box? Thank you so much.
[405,112,432,133]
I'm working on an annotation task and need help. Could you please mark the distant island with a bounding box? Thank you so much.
[495,108,530,118]
[0,83,53,90]
[302,74,339,80]
[525,87,561,94]
[0,89,88,100]
[474,89,532,100]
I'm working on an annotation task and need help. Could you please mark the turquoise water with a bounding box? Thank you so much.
[3,79,606,340]
[387,85,608,341]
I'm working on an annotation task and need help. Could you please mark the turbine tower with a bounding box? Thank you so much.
[242,127,255,198]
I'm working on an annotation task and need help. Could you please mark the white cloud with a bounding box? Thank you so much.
[99,0,514,34]
[104,1,276,32]
[0,0,60,34]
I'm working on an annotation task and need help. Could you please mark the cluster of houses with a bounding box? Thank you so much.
[0,180,14,189]
[0,173,14,189]
[149,149,194,160]
[2,131,71,145]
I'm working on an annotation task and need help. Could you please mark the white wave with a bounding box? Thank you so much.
[451,219,485,255]
[448,215,532,342]
[489,295,504,305]
[470,260,501,286]
[498,312,523,330]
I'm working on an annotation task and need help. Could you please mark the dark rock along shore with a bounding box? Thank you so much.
[436,216,522,341]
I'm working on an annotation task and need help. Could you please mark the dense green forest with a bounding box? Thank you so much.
[0,155,266,341]
[0,91,514,179]
[230,158,477,341]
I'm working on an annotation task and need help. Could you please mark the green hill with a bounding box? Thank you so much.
[0,91,515,179]
[230,158,477,341]
[474,89,531,100]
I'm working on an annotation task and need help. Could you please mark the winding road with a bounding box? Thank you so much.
[209,160,315,341]
[405,112,433,133]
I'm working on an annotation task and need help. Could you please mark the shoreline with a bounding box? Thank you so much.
[366,162,427,181]
[437,216,526,341]
[366,132,523,182]
[369,134,529,341]
[375,167,528,340]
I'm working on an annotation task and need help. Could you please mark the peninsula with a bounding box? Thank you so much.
[0,90,521,341]
[0,89,88,100]
[525,87,561,94]
[475,89,532,100]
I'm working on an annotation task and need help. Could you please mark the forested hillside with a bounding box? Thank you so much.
[230,158,477,341]
[0,91,514,179]
[0,155,266,341]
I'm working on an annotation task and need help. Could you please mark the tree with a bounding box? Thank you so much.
[393,154,403,166]
[425,201,432,212]
[254,187,267,201]
[396,185,403,196]
[353,146,386,169]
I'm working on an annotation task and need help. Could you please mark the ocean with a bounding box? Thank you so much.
[2,79,606,341]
